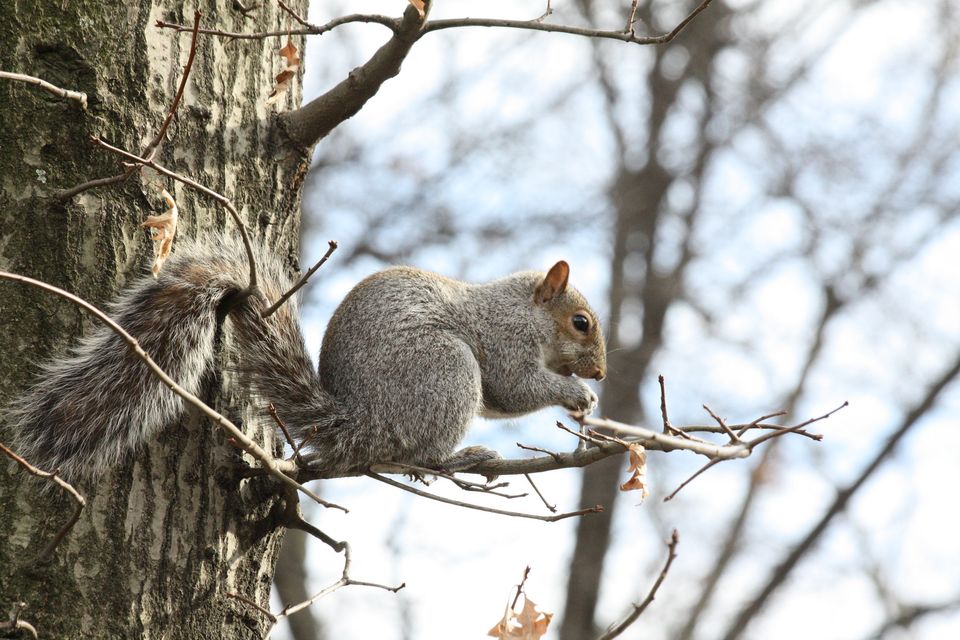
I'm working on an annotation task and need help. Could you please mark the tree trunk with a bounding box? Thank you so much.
[0,1,309,637]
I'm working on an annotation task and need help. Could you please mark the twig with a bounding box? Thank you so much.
[517,442,563,462]
[227,592,276,623]
[268,403,304,466]
[625,0,640,35]
[89,136,259,293]
[261,240,338,318]
[533,0,553,23]
[719,354,960,640]
[423,0,713,46]
[524,473,557,513]
[663,402,847,502]
[598,529,680,640]
[0,271,337,512]
[367,472,603,522]
[58,11,203,201]
[230,535,403,639]
[369,462,523,498]
[277,0,312,29]
[157,0,712,47]
[0,70,87,109]
[658,375,692,438]
[556,420,608,446]
[512,566,532,609]
[703,404,741,443]
[0,618,38,640]
[0,442,86,562]
[156,13,400,39]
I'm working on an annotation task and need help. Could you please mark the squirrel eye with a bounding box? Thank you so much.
[572,313,590,333]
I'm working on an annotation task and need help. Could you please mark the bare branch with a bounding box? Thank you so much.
[367,472,603,522]
[156,13,399,40]
[664,402,847,501]
[0,70,87,109]
[0,442,86,561]
[230,535,403,639]
[423,0,713,46]
[525,473,557,513]
[719,352,960,640]
[262,240,338,318]
[598,529,680,640]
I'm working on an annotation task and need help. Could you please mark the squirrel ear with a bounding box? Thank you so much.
[535,261,570,303]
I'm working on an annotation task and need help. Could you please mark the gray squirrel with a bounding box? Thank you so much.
[8,232,606,481]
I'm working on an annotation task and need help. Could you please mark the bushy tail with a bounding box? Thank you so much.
[7,232,339,480]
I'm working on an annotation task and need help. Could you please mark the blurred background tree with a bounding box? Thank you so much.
[274,0,960,638]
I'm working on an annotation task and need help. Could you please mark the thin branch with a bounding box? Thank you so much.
[0,271,337,512]
[663,402,847,502]
[370,461,523,498]
[512,566,532,609]
[159,11,400,38]
[658,375,691,438]
[261,240,338,318]
[423,0,713,46]
[226,592,277,623]
[719,352,960,640]
[58,11,203,201]
[268,403,304,466]
[517,442,563,462]
[89,136,259,293]
[598,529,680,640]
[230,536,403,639]
[0,442,86,561]
[367,472,603,522]
[0,619,38,640]
[143,10,204,160]
[0,70,87,109]
[525,473,557,513]
[277,0,311,29]
[703,404,742,443]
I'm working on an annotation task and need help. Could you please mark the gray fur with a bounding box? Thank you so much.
[9,236,606,481]
[310,266,606,474]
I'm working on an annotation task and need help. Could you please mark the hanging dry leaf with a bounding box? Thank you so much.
[408,0,426,17]
[488,595,553,639]
[266,37,301,107]
[141,188,179,278]
[619,443,650,500]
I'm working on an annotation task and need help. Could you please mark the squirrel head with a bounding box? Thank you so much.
[534,261,607,382]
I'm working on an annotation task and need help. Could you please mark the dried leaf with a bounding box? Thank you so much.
[619,443,650,500]
[408,0,426,18]
[488,595,553,639]
[266,37,301,107]
[141,188,179,278]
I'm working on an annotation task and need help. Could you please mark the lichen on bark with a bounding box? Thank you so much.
[0,1,310,637]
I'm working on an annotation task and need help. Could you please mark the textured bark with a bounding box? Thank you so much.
[0,1,309,637]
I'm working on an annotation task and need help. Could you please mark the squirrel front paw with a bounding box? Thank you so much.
[562,379,598,415]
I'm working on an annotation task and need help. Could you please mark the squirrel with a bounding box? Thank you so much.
[7,231,607,481]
